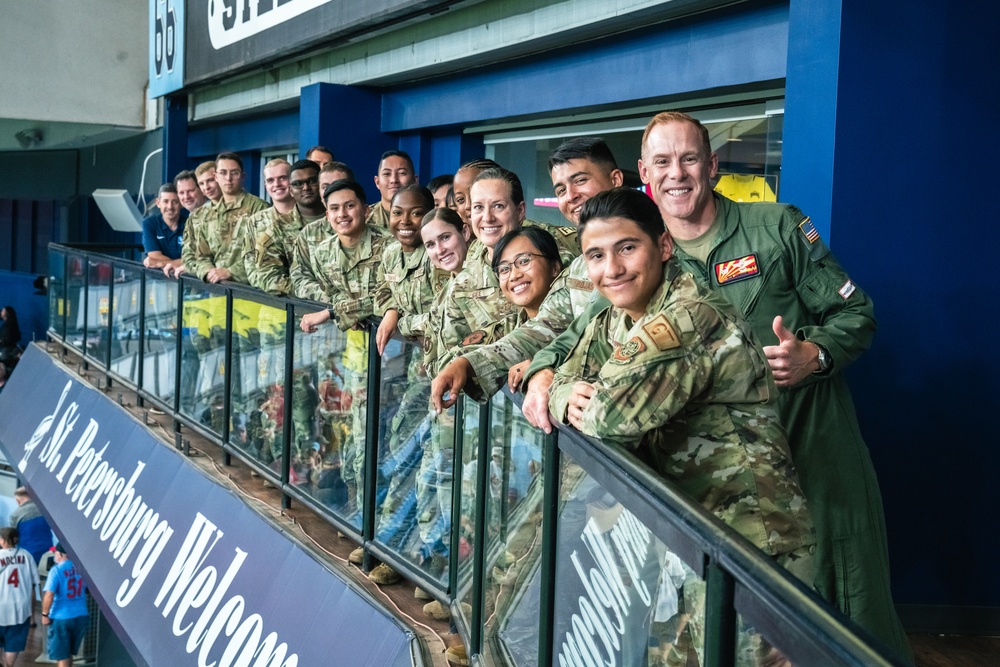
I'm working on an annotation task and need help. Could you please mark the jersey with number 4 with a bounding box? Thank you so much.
[0,547,39,625]
[44,559,87,620]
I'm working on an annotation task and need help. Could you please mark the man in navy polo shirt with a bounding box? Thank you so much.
[142,183,187,271]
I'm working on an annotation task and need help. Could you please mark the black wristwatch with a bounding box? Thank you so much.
[812,342,832,374]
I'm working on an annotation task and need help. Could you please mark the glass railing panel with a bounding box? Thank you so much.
[484,394,546,664]
[542,454,704,667]
[48,249,66,339]
[732,611,795,667]
[141,270,179,405]
[291,305,358,525]
[371,336,450,584]
[65,254,87,351]
[109,264,143,384]
[178,281,227,435]
[85,257,112,365]
[228,297,287,475]
[457,393,483,627]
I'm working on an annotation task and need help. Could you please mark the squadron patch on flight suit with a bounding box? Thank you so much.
[611,337,646,364]
[642,315,681,351]
[839,280,856,299]
[714,254,759,285]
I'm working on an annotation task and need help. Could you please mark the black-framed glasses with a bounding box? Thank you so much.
[290,177,319,190]
[496,252,546,278]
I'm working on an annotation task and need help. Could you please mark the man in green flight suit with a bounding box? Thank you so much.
[522,111,912,662]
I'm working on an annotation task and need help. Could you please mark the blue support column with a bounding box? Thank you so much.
[163,94,189,183]
[299,83,396,204]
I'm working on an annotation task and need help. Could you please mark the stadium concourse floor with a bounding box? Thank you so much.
[15,342,999,667]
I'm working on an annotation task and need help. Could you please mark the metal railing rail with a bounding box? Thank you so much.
[45,242,906,667]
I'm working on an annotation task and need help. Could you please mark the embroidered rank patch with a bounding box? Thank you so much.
[462,330,487,346]
[798,217,820,244]
[642,315,681,351]
[838,280,856,299]
[611,337,646,364]
[714,254,760,285]
[566,278,594,291]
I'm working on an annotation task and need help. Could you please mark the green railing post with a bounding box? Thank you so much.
[469,400,491,657]
[222,290,234,467]
[136,270,146,407]
[448,397,465,601]
[537,428,561,667]
[361,320,382,572]
[704,558,737,667]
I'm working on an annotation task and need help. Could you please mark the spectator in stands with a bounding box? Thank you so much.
[0,527,39,667]
[305,145,335,169]
[319,162,355,196]
[245,159,327,295]
[179,152,268,283]
[141,183,187,271]
[41,543,88,667]
[174,170,207,213]
[0,307,20,375]
[427,174,454,208]
[367,150,417,229]
[9,488,52,565]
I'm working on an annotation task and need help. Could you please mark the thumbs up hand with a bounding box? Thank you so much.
[762,315,822,387]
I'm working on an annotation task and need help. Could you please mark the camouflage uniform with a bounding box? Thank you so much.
[366,202,390,229]
[524,219,580,263]
[463,254,594,398]
[289,221,389,326]
[529,194,910,660]
[243,205,324,295]
[181,192,268,283]
[549,258,815,560]
[290,222,389,517]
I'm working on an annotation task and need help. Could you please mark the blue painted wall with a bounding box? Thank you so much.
[817,0,1000,608]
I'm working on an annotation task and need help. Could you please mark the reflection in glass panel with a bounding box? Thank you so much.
[84,258,112,364]
[537,455,704,667]
[291,306,357,526]
[48,251,66,338]
[141,271,179,405]
[372,337,451,585]
[484,395,545,660]
[110,265,143,384]
[457,394,481,627]
[734,611,794,667]
[179,282,227,435]
[65,255,86,350]
[228,298,286,479]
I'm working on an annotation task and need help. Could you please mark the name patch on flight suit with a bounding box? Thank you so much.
[642,315,681,351]
[610,337,646,364]
[714,254,760,285]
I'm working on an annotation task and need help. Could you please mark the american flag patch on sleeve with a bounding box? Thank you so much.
[798,217,820,244]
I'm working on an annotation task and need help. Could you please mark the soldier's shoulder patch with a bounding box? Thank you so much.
[838,280,856,299]
[610,336,646,364]
[462,330,487,346]
[566,278,594,291]
[641,314,681,351]
[797,217,820,244]
[714,254,759,286]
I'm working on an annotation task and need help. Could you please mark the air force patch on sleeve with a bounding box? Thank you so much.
[838,280,856,299]
[641,314,681,351]
[611,336,646,364]
[714,254,759,285]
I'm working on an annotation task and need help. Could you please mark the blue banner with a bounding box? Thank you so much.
[0,345,412,667]
[149,0,185,97]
